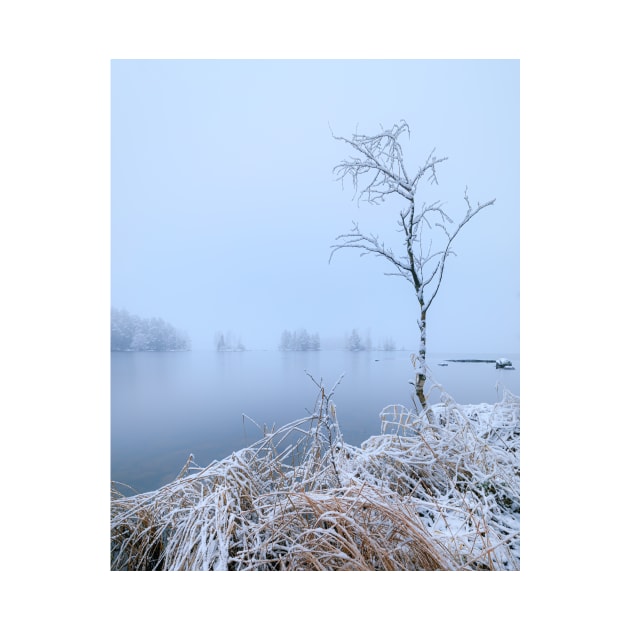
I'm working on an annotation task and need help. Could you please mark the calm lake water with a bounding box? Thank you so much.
[111,350,519,494]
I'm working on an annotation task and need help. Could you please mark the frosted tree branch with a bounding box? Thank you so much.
[330,122,496,406]
[330,222,414,283]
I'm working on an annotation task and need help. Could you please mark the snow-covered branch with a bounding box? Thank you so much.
[330,222,413,283]
[331,122,496,406]
[332,120,422,205]
[422,190,496,312]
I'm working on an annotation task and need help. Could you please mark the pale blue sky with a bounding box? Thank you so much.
[112,59,519,353]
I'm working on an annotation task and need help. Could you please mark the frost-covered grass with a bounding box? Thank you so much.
[111,381,520,571]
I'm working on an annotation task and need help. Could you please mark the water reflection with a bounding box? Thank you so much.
[111,350,519,493]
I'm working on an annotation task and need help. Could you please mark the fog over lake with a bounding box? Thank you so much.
[111,60,520,495]
[111,60,519,356]
[111,350,519,493]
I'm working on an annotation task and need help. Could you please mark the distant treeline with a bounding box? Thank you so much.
[346,329,396,352]
[279,328,397,352]
[279,329,321,351]
[214,331,246,352]
[111,308,190,352]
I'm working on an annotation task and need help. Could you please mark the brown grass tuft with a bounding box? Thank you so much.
[111,382,519,571]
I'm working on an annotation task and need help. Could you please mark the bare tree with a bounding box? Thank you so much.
[330,121,496,408]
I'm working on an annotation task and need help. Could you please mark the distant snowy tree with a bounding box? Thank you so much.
[296,328,309,351]
[111,308,190,351]
[214,331,245,351]
[279,328,320,351]
[111,308,135,351]
[330,121,495,407]
[347,329,364,352]
[382,337,396,351]
[215,332,227,351]
[309,332,321,351]
[130,331,150,351]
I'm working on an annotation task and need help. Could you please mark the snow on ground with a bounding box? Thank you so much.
[111,386,519,571]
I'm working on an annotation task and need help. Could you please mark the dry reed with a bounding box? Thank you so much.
[111,380,520,571]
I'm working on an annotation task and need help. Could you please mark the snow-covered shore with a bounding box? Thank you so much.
[111,387,520,571]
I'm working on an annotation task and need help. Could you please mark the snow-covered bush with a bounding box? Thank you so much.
[111,380,519,571]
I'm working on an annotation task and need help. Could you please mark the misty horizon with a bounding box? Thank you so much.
[111,302,519,355]
[112,60,519,356]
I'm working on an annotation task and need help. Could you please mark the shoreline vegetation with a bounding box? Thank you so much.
[111,308,190,352]
[111,378,520,571]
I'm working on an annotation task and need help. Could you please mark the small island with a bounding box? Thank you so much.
[111,308,190,352]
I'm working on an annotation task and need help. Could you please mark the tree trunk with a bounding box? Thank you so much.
[415,307,428,409]
[415,372,428,407]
